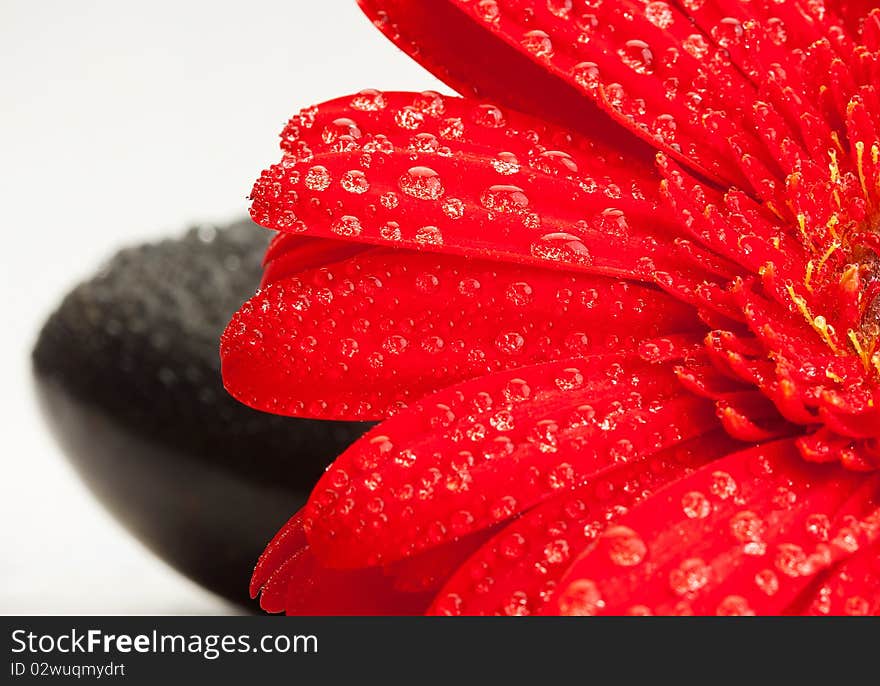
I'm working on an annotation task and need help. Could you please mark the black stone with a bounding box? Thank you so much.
[32,219,371,606]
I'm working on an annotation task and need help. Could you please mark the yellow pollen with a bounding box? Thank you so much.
[786,284,842,354]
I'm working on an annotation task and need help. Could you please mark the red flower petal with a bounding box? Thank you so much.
[251,510,490,614]
[797,538,880,616]
[359,1,868,189]
[249,92,682,279]
[260,543,435,615]
[355,0,652,159]
[222,247,700,419]
[543,440,880,615]
[301,356,721,568]
[428,430,743,615]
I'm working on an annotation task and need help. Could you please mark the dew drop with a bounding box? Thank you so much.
[394,105,424,130]
[571,61,600,90]
[481,185,529,213]
[754,569,779,596]
[492,152,521,175]
[304,165,331,191]
[441,197,465,219]
[415,225,443,245]
[341,169,369,194]
[602,525,647,566]
[805,513,831,541]
[521,30,554,58]
[505,281,534,306]
[439,117,464,139]
[472,104,506,128]
[331,215,363,237]
[709,471,737,499]
[528,419,560,454]
[712,17,744,48]
[558,580,605,616]
[534,150,579,175]
[380,191,400,209]
[531,233,593,266]
[409,132,440,152]
[681,491,711,519]
[495,331,525,355]
[618,39,655,74]
[555,367,584,391]
[543,539,570,565]
[398,166,445,200]
[716,595,754,616]
[350,89,386,112]
[774,543,807,578]
[379,221,402,240]
[644,1,674,29]
[382,334,409,355]
[683,34,709,59]
[322,117,361,143]
[504,378,532,403]
[474,0,500,24]
[669,558,710,595]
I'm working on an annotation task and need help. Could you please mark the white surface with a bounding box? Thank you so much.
[0,0,446,614]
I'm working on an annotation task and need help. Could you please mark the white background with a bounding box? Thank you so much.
[0,0,446,614]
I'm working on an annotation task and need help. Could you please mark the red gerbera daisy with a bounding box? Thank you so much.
[221,0,880,616]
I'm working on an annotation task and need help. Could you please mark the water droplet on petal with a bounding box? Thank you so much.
[710,471,737,499]
[602,526,647,566]
[531,233,593,266]
[645,1,674,29]
[399,166,445,200]
[805,513,831,541]
[558,580,605,616]
[495,331,525,355]
[394,105,424,130]
[341,170,369,194]
[305,165,331,191]
[415,225,443,245]
[716,595,754,616]
[521,30,554,57]
[534,150,579,175]
[441,197,465,219]
[472,104,506,128]
[669,558,711,595]
[683,34,709,59]
[492,152,521,175]
[505,281,534,306]
[571,62,600,90]
[754,569,779,595]
[331,215,363,237]
[481,185,529,213]
[618,39,655,74]
[681,491,711,519]
[350,89,387,111]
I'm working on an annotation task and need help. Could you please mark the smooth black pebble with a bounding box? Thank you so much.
[32,219,371,606]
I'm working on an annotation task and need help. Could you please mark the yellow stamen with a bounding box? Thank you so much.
[856,141,869,201]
